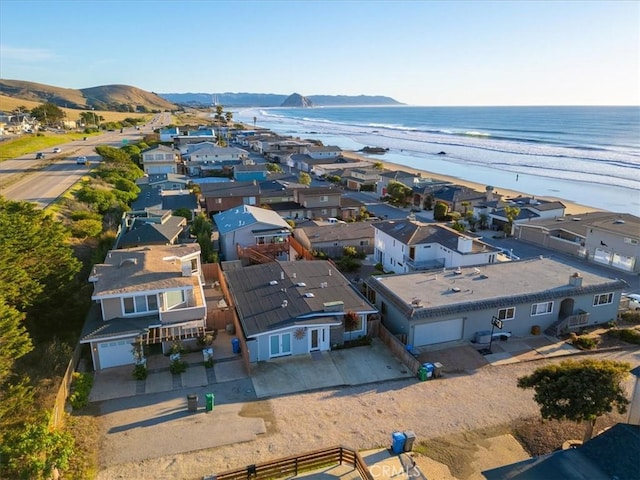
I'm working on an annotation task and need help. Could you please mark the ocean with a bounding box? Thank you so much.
[233,106,640,214]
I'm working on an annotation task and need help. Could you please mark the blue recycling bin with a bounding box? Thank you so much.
[422,363,434,379]
[232,337,240,354]
[392,432,406,454]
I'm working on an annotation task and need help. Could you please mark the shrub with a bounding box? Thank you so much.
[69,372,93,409]
[608,328,640,345]
[170,359,187,375]
[71,218,103,238]
[572,335,599,350]
[132,364,148,380]
[620,311,640,323]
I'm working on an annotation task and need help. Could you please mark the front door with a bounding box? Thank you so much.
[309,328,321,351]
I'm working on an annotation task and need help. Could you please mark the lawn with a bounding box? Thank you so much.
[0,132,90,162]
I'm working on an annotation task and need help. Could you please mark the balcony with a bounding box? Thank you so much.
[403,255,444,272]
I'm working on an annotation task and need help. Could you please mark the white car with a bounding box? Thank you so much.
[76,156,87,165]
[52,147,62,153]
[624,293,640,311]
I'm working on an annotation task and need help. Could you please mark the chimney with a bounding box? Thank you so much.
[569,272,583,287]
[457,236,473,253]
[280,271,285,280]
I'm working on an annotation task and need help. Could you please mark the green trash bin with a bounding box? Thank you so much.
[205,393,214,412]
[417,367,427,381]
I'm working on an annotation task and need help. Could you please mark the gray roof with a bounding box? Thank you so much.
[161,192,198,211]
[212,205,291,234]
[199,181,260,196]
[296,222,375,243]
[365,257,629,320]
[80,304,156,343]
[224,261,376,337]
[118,215,186,248]
[234,163,269,172]
[516,212,638,238]
[483,423,640,480]
[373,220,498,254]
[131,185,162,210]
[90,244,201,298]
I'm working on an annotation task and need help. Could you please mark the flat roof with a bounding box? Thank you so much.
[366,257,628,319]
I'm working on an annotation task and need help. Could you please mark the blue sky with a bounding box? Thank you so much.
[1,0,638,106]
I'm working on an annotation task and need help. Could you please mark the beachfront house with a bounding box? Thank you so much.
[224,261,377,361]
[212,205,292,262]
[373,219,500,273]
[115,210,187,249]
[364,257,628,348]
[80,244,206,370]
[342,167,381,191]
[515,212,640,274]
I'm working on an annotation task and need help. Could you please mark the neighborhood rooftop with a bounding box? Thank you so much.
[366,257,628,319]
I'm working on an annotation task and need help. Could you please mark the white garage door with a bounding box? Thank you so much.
[414,319,464,346]
[97,339,134,369]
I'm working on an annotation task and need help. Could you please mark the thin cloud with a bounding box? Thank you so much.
[0,44,57,62]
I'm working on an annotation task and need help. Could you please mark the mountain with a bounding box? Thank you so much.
[0,79,176,112]
[281,93,313,108]
[159,91,403,107]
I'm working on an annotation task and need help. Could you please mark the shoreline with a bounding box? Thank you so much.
[340,150,603,216]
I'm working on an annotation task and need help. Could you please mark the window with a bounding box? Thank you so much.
[360,240,369,246]
[123,294,158,315]
[190,258,198,273]
[531,301,553,316]
[215,198,222,204]
[497,307,516,321]
[320,196,328,202]
[165,290,186,310]
[593,293,614,306]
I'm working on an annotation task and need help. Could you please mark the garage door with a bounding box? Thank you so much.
[97,339,134,369]
[414,319,463,346]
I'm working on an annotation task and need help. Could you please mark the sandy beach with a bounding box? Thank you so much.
[340,151,603,216]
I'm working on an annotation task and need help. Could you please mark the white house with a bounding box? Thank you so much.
[140,145,179,174]
[373,219,500,273]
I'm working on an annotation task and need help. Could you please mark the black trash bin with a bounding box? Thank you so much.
[187,394,198,412]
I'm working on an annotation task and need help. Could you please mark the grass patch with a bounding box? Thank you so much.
[239,400,277,435]
[65,407,101,479]
[0,131,89,161]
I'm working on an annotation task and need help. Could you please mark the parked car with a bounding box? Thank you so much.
[623,293,640,311]
[76,156,87,165]
[36,152,45,159]
[52,147,61,153]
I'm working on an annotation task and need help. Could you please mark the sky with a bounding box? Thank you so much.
[0,0,638,106]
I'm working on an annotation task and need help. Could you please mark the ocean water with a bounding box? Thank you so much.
[234,106,640,214]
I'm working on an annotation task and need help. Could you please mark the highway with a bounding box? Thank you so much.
[0,113,169,208]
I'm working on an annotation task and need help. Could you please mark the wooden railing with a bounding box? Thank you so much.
[208,445,373,480]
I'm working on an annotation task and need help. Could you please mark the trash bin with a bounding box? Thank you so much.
[391,432,406,454]
[187,394,198,412]
[403,431,416,452]
[422,363,434,379]
[232,337,240,354]
[432,362,443,378]
[205,393,214,412]
[417,367,427,381]
[475,331,491,344]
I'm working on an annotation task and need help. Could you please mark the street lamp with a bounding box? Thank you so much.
[91,107,98,129]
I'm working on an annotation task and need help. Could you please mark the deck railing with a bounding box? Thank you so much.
[207,445,373,480]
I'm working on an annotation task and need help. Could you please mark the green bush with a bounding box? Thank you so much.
[132,364,148,380]
[572,336,599,350]
[71,210,102,221]
[170,359,187,375]
[69,372,93,409]
[608,328,640,345]
[71,218,103,238]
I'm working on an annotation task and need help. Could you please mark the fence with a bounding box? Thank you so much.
[210,445,373,480]
[50,343,83,429]
[289,235,315,260]
[368,319,421,375]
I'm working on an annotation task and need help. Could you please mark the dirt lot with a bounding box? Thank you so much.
[92,347,638,480]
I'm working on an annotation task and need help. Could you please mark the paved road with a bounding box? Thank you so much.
[0,114,166,208]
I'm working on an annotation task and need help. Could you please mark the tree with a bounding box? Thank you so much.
[298,172,312,186]
[30,103,65,127]
[434,201,449,221]
[265,163,283,173]
[503,206,520,236]
[517,359,630,442]
[0,297,31,386]
[372,161,384,170]
[386,180,412,205]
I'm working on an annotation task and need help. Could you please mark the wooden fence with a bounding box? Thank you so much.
[50,343,83,429]
[208,445,373,480]
[289,235,315,260]
[368,319,421,375]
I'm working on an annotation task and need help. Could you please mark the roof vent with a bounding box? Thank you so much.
[411,299,422,307]
[281,300,288,308]
[304,293,315,298]
[119,258,137,268]
[296,282,307,287]
[269,280,278,286]
[614,219,625,224]
[451,287,461,292]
